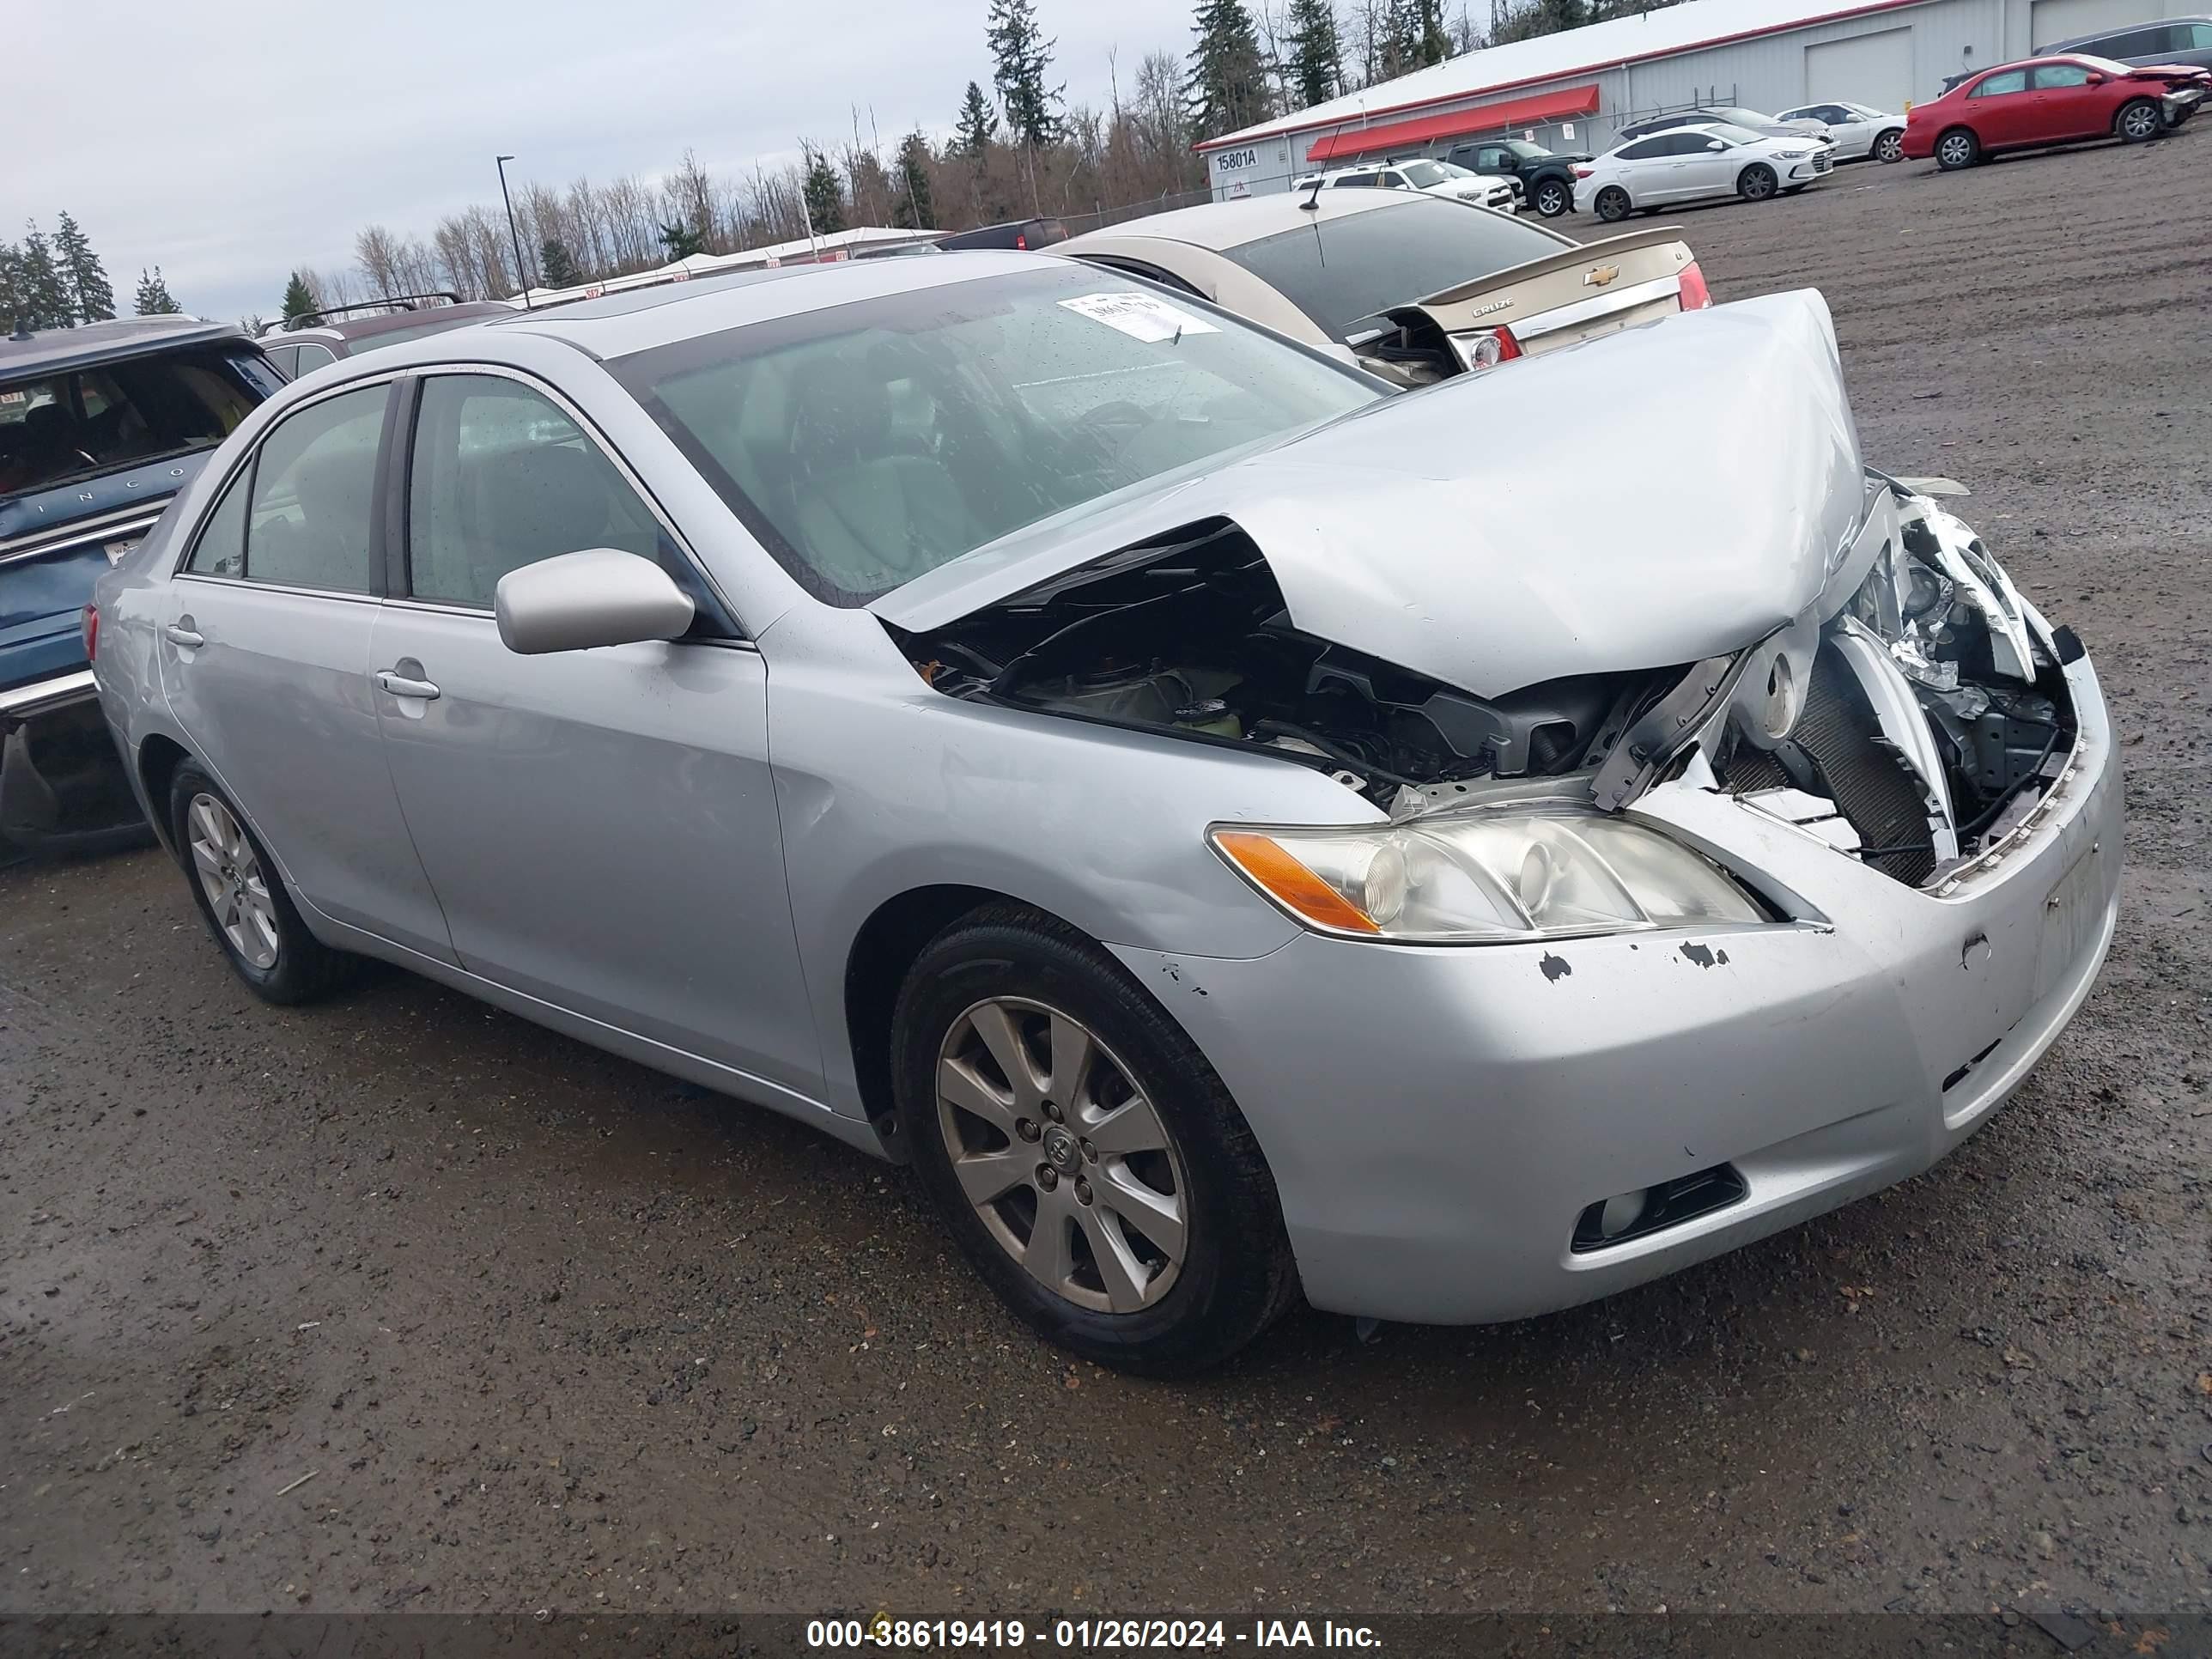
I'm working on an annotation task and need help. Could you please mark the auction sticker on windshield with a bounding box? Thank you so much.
[1059,291,1221,344]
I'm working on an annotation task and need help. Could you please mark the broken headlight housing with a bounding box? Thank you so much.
[1211,809,1767,944]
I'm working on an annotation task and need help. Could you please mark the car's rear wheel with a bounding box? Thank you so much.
[1936,127,1980,169]
[2116,98,2164,143]
[1533,178,1571,216]
[1593,186,1632,222]
[1737,163,1778,201]
[167,763,360,1005]
[1874,128,1905,163]
[891,903,1298,1376]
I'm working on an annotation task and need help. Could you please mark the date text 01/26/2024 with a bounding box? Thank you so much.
[805,1619,1383,1650]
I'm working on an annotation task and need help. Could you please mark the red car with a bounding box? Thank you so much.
[1902,52,2209,168]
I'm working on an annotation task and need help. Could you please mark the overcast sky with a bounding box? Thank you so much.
[11,0,1202,326]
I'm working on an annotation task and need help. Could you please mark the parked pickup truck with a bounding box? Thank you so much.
[1,317,282,858]
[1443,137,1596,217]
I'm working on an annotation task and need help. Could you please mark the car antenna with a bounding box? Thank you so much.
[1300,106,1362,211]
[7,313,29,342]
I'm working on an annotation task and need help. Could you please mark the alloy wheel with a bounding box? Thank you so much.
[1535,180,1568,216]
[2119,101,2161,141]
[187,793,279,970]
[1875,131,1904,162]
[1741,166,1777,200]
[934,996,1188,1315]
[1937,132,1975,167]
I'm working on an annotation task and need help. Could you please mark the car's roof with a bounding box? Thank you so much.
[1058,189,1412,254]
[356,249,1070,365]
[2043,13,2208,46]
[299,301,516,344]
[0,315,252,380]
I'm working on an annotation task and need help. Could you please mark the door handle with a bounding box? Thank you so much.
[375,669,441,702]
[165,623,204,648]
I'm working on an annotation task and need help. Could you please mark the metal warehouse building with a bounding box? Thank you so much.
[1200,0,2202,195]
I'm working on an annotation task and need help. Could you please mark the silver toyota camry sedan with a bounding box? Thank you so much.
[89,254,2120,1375]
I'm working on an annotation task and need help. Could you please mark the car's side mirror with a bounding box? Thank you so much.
[2086,71,2106,83]
[495,547,696,655]
[1708,139,1727,149]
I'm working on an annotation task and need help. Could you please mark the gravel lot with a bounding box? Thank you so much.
[4,131,2209,1626]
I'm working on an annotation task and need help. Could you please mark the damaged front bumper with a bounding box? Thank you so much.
[1112,631,2118,1323]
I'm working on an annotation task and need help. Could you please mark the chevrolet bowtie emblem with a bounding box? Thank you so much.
[1583,264,1621,288]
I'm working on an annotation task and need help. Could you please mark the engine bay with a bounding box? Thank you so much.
[891,486,2079,890]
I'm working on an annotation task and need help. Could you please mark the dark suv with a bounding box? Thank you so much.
[2037,14,2212,69]
[2,318,281,856]
[1443,137,1593,217]
[257,293,514,380]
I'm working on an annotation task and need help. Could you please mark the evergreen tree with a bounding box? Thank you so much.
[1186,0,1276,143]
[952,80,1000,161]
[539,238,584,288]
[0,244,24,333]
[801,147,847,237]
[19,223,74,329]
[52,212,115,323]
[892,131,937,230]
[280,271,319,330]
[987,0,1063,147]
[658,220,707,260]
[1418,0,1452,63]
[133,266,181,314]
[1286,0,1345,106]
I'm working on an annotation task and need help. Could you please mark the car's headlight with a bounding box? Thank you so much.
[1211,809,1767,944]
[1775,148,1810,159]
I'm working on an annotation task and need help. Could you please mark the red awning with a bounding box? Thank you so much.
[1304,84,1602,163]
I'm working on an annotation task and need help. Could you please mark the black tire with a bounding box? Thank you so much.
[1874,127,1905,163]
[167,762,360,1005]
[1737,162,1778,201]
[1532,177,1571,216]
[2116,97,2164,143]
[891,903,1298,1376]
[1936,126,1980,170]
[1594,185,1632,222]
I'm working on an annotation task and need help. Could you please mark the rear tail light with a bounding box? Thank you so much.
[1462,326,1523,371]
[81,604,99,663]
[1677,260,1712,310]
[1571,165,1594,179]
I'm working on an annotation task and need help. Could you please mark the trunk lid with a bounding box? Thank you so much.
[872,289,1865,700]
[1396,225,1699,358]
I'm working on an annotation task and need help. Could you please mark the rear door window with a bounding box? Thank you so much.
[240,385,389,592]
[1617,137,1672,160]
[2033,62,2095,87]
[1221,198,1566,341]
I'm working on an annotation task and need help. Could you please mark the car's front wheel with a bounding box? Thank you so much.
[168,762,360,1005]
[2116,98,2164,143]
[1936,127,1980,169]
[892,904,1298,1376]
[1737,163,1779,201]
[1532,178,1571,216]
[1593,185,1632,222]
[1874,127,1905,162]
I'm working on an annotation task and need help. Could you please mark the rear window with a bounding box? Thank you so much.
[0,348,264,501]
[1219,197,1566,341]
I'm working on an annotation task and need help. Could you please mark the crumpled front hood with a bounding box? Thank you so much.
[873,289,1865,700]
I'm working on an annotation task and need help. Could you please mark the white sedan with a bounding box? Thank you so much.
[1291,158,1519,213]
[1775,99,1910,162]
[1573,122,1834,221]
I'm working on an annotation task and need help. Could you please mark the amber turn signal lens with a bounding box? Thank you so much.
[1212,830,1382,935]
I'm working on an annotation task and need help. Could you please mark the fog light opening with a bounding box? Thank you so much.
[1572,1164,1749,1254]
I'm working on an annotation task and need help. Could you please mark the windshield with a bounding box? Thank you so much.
[1711,106,1778,126]
[2071,52,2132,71]
[1220,196,1565,343]
[1506,140,1553,159]
[1399,161,1460,186]
[1703,123,1769,146]
[612,264,1376,605]
[0,347,263,501]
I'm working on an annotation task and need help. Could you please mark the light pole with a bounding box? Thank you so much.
[495,155,534,308]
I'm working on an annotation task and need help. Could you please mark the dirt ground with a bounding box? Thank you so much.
[4,131,2209,1626]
